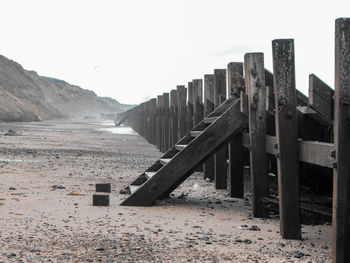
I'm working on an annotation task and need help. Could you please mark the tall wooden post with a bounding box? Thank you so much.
[137,105,141,134]
[228,62,244,97]
[272,39,301,239]
[333,17,350,263]
[170,90,178,147]
[157,95,163,151]
[145,100,150,143]
[187,82,194,131]
[177,85,187,139]
[140,103,145,138]
[227,62,245,197]
[163,93,170,151]
[214,69,227,189]
[149,98,157,145]
[245,54,268,217]
[203,74,215,180]
[193,79,203,126]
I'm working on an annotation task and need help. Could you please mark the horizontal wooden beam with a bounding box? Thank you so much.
[243,134,335,168]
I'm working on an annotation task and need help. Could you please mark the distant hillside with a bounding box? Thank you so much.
[0,55,133,122]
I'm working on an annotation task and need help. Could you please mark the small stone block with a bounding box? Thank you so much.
[93,194,110,206]
[96,183,111,193]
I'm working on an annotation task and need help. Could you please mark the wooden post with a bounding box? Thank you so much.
[245,53,268,217]
[157,95,163,151]
[227,62,245,198]
[150,98,157,145]
[140,103,145,138]
[187,81,194,131]
[145,100,150,143]
[227,62,244,97]
[214,69,227,189]
[203,74,215,180]
[272,39,301,239]
[177,85,187,139]
[333,17,350,263]
[193,79,203,126]
[170,90,178,147]
[138,104,142,135]
[163,93,170,151]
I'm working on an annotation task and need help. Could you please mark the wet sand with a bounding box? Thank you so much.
[0,118,331,262]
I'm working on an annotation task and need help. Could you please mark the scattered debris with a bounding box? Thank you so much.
[4,129,19,136]
[68,192,85,196]
[119,189,129,194]
[93,193,109,206]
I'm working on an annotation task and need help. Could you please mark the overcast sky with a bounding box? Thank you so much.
[0,0,348,104]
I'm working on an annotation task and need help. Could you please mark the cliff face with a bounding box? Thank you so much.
[0,55,132,122]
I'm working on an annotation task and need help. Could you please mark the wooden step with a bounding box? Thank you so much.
[129,185,140,194]
[145,172,156,179]
[159,158,171,165]
[190,131,202,137]
[121,95,245,206]
[297,106,331,126]
[175,145,187,151]
[204,117,218,124]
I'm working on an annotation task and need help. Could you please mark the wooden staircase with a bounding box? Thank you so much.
[120,95,245,206]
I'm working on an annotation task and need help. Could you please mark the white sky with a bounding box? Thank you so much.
[0,0,348,104]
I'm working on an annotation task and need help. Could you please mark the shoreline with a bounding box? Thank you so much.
[0,118,331,262]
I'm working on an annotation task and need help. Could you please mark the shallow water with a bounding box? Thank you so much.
[98,126,137,135]
[0,158,40,163]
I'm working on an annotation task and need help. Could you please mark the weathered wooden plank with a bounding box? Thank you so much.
[228,133,244,197]
[265,69,274,114]
[193,79,204,126]
[297,105,332,127]
[299,140,335,169]
[266,69,309,113]
[214,69,228,189]
[149,98,157,145]
[148,100,152,142]
[177,85,187,139]
[214,69,227,107]
[240,92,248,116]
[203,74,215,180]
[227,62,245,197]
[245,52,268,218]
[309,73,334,122]
[227,62,244,96]
[157,95,163,151]
[265,135,335,168]
[266,86,275,114]
[145,100,150,143]
[272,39,301,239]
[170,90,178,147]
[140,102,145,138]
[163,93,170,151]
[333,17,350,263]
[204,75,215,117]
[187,81,194,131]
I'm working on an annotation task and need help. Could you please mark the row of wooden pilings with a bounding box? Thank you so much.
[120,18,350,263]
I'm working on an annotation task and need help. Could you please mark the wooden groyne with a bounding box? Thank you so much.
[116,18,350,263]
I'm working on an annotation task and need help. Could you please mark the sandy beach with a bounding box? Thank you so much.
[0,119,332,262]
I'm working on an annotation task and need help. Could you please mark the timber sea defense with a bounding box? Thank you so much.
[115,18,350,263]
